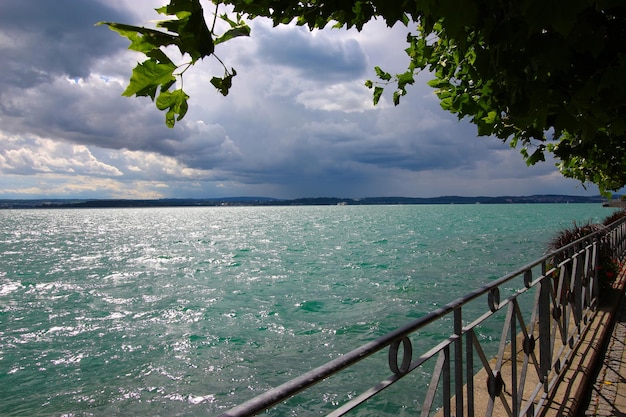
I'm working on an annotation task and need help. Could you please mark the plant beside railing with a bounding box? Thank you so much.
[547,209,626,297]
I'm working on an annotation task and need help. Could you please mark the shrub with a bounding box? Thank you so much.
[548,220,603,250]
[602,209,626,226]
[547,220,618,295]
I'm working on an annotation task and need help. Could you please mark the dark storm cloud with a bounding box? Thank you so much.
[255,25,368,81]
[202,105,477,190]
[279,95,487,174]
[0,0,248,174]
[0,0,127,88]
[0,0,485,181]
[0,73,241,173]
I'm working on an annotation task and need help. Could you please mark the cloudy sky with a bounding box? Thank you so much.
[0,0,611,199]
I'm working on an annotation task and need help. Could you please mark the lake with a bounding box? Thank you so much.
[0,204,618,416]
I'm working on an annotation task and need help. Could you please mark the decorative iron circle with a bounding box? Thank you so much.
[487,370,505,398]
[524,270,533,288]
[554,359,561,373]
[488,288,500,312]
[388,336,413,375]
[523,335,536,355]
[552,306,562,320]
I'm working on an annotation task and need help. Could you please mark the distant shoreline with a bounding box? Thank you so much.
[0,194,613,209]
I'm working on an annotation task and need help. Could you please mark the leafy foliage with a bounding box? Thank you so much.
[98,0,249,127]
[548,221,604,255]
[547,220,616,293]
[101,1,626,193]
[548,209,626,295]
[391,0,626,195]
[602,209,626,227]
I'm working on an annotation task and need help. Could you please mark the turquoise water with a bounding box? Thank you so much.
[0,204,618,416]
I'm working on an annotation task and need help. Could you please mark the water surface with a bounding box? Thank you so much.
[0,204,617,415]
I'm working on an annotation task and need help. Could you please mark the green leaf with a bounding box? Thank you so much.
[215,25,252,45]
[215,14,251,45]
[97,22,179,54]
[440,96,453,111]
[374,66,392,82]
[427,78,450,89]
[146,49,174,65]
[153,0,214,61]
[156,0,200,15]
[122,59,177,99]
[525,147,546,166]
[210,69,237,96]
[393,91,402,106]
[373,86,384,105]
[482,111,497,125]
[156,89,189,128]
[396,71,415,91]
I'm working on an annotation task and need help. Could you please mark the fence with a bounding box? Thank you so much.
[218,216,626,417]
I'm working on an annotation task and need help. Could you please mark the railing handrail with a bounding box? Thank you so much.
[218,216,626,417]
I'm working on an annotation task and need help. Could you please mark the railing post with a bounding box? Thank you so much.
[511,307,518,415]
[592,236,599,304]
[466,330,474,417]
[539,262,552,390]
[620,222,626,256]
[454,307,464,416]
[617,226,620,256]
[444,345,451,417]
[583,243,593,313]
[572,250,583,326]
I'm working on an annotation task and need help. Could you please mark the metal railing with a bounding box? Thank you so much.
[218,217,626,417]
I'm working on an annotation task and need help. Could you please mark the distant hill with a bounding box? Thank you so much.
[0,194,610,209]
[289,195,607,206]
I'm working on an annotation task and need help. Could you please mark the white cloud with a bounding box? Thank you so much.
[296,82,375,112]
[0,136,122,176]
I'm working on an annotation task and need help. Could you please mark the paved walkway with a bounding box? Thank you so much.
[581,294,626,417]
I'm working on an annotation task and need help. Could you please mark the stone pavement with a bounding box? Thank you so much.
[581,295,626,417]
